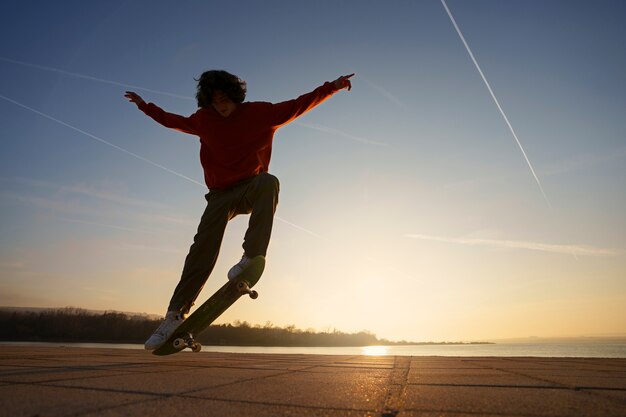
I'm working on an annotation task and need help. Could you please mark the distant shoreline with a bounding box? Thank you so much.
[2,307,624,346]
[3,341,625,358]
[0,339,495,347]
[0,307,494,347]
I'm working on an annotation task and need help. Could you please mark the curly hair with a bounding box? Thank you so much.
[195,70,247,108]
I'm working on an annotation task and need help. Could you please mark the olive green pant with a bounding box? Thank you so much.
[168,172,279,314]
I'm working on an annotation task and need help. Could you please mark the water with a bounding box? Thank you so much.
[2,340,625,358]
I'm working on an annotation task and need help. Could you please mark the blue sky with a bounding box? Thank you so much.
[1,1,625,341]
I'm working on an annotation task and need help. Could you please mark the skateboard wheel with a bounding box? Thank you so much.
[249,290,258,299]
[191,342,202,353]
[173,338,185,349]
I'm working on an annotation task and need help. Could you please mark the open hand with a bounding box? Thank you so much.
[333,73,355,91]
[124,91,145,106]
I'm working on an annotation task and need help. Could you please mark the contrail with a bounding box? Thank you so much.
[0,93,204,186]
[294,121,388,146]
[274,215,325,239]
[1,56,381,149]
[0,92,323,238]
[0,57,344,238]
[440,0,550,207]
[0,56,192,100]
[359,75,404,108]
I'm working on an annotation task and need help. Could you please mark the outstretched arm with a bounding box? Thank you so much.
[124,91,198,135]
[270,73,355,127]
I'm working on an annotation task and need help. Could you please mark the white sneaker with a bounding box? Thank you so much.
[144,311,185,350]
[227,254,252,281]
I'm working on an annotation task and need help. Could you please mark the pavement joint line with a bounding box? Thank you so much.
[15,363,323,399]
[576,388,626,408]
[380,356,410,417]
[71,392,380,417]
[4,349,626,416]
[500,357,626,372]
[175,361,387,413]
[61,362,384,417]
[1,381,162,417]
[466,359,575,390]
[580,386,626,392]
[182,393,381,414]
[176,362,331,395]
[406,382,575,389]
[0,363,204,384]
[1,362,155,372]
[0,371,134,384]
[400,407,549,417]
[6,379,169,398]
[70,399,159,417]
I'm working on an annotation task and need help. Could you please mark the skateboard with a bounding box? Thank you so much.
[152,255,265,356]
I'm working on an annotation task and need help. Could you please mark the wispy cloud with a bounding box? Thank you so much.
[1,191,93,217]
[405,234,618,257]
[541,146,626,177]
[294,121,389,146]
[359,75,405,108]
[1,179,190,233]
[0,261,25,270]
[12,177,166,209]
[58,218,159,235]
[1,190,171,235]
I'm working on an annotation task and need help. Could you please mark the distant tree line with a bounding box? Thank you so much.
[0,308,386,346]
[202,321,381,346]
[0,308,158,344]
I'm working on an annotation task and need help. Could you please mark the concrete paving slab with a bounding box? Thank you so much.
[0,346,625,417]
[0,366,138,383]
[409,358,487,369]
[460,358,587,370]
[509,368,626,389]
[533,375,626,390]
[78,396,379,417]
[402,385,625,417]
[410,373,559,387]
[0,384,155,417]
[52,366,285,395]
[193,368,389,411]
[584,389,626,404]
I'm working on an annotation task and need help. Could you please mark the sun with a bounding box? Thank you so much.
[361,345,389,356]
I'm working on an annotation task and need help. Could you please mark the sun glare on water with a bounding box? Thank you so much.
[361,345,389,356]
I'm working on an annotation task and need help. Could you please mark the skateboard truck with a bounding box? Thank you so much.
[154,256,265,356]
[173,332,202,353]
[237,280,258,299]
[169,281,259,354]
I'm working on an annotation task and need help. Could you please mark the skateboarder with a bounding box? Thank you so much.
[125,70,353,350]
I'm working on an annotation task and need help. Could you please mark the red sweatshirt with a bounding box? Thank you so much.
[138,81,339,189]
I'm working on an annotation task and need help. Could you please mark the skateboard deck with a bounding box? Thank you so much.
[152,255,265,356]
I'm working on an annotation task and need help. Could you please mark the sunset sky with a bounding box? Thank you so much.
[1,0,625,342]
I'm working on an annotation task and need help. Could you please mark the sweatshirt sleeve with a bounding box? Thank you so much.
[270,82,339,128]
[138,102,198,136]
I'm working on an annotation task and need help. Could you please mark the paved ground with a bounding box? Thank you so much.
[0,346,625,416]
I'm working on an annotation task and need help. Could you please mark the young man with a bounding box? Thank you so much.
[125,70,353,350]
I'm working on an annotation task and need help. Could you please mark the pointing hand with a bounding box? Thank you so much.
[333,73,355,91]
